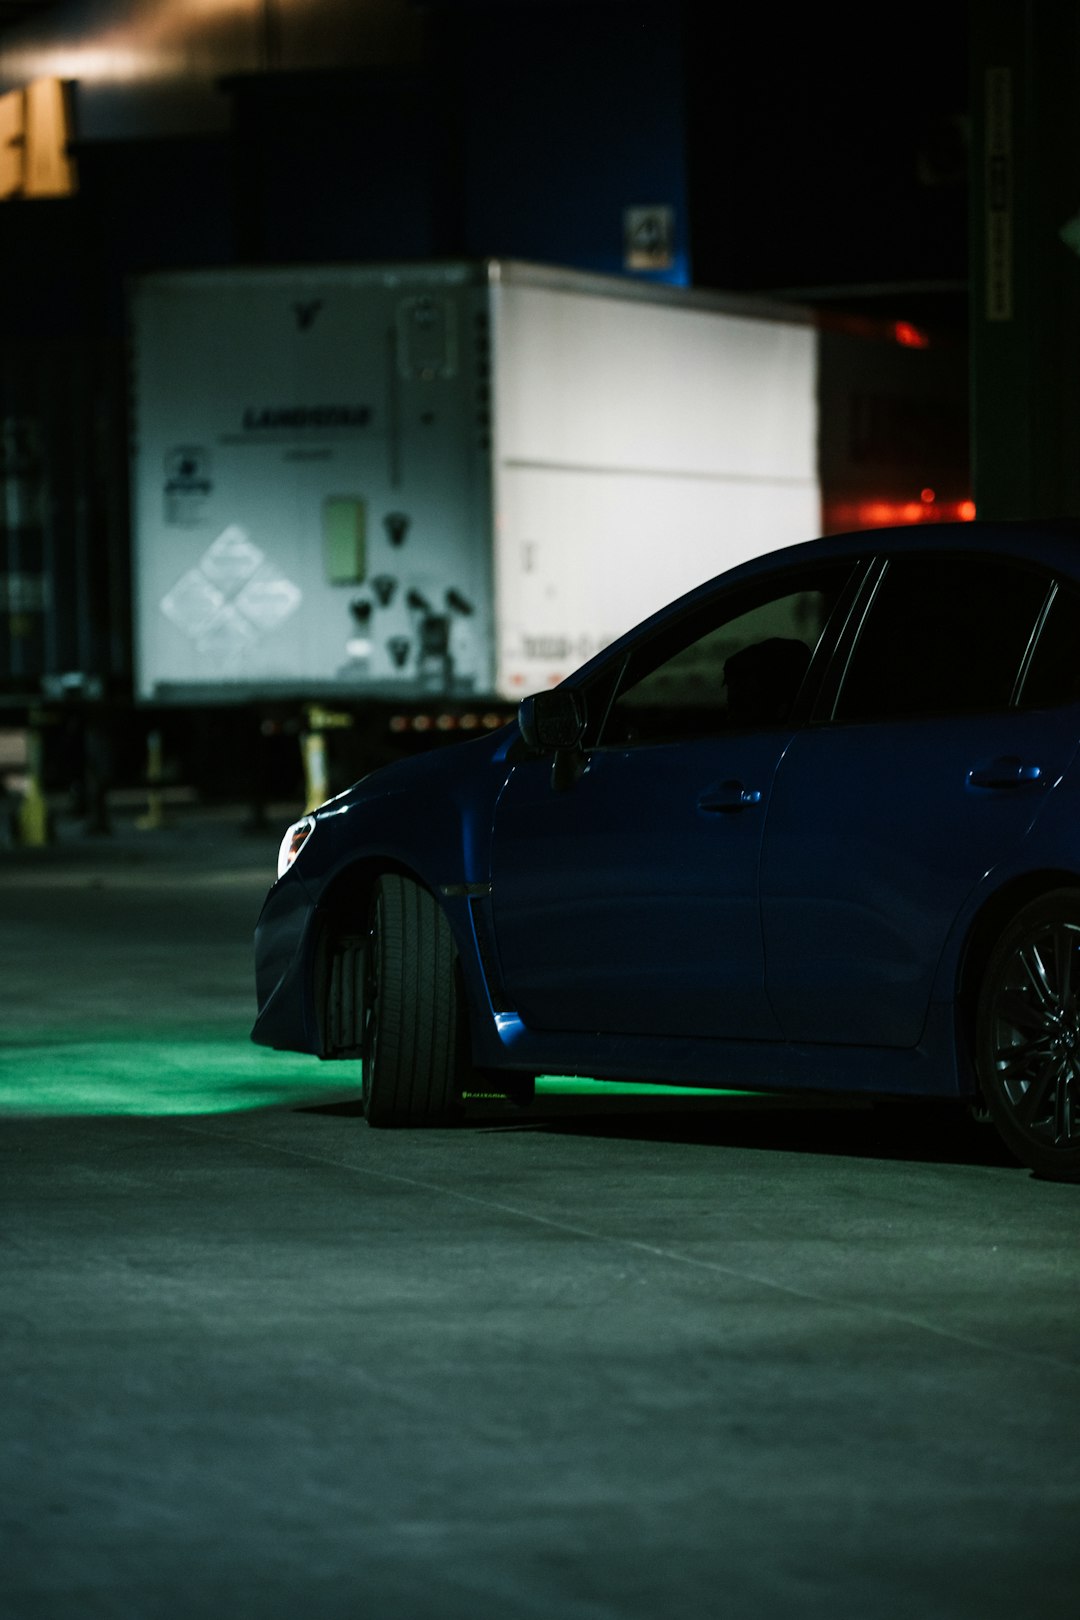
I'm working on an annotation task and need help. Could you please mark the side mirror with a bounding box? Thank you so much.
[518,688,586,753]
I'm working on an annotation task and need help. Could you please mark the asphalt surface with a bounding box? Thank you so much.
[2,805,1079,1620]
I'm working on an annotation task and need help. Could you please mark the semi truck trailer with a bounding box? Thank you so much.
[129,259,822,710]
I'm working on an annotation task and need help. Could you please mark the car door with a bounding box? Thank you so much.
[760,552,1080,1047]
[488,560,856,1039]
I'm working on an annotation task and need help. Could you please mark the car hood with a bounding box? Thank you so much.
[313,725,517,821]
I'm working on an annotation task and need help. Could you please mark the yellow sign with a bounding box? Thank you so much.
[0,78,76,200]
[0,88,23,200]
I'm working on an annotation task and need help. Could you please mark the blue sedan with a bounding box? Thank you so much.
[253,521,1080,1181]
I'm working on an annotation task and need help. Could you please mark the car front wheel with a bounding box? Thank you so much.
[975,889,1080,1181]
[361,874,467,1127]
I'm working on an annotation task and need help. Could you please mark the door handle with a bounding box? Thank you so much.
[698,780,763,814]
[966,756,1043,791]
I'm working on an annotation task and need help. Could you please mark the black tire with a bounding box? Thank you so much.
[361,874,467,1127]
[975,889,1080,1181]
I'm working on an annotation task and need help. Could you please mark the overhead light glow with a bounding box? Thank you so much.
[0,0,258,88]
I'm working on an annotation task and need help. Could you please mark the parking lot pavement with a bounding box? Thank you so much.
[2,808,1080,1619]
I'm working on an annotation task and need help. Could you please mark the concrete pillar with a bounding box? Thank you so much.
[969,0,1080,520]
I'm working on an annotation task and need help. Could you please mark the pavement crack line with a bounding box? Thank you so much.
[171,1118,1079,1375]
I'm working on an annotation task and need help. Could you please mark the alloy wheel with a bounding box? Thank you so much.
[979,895,1080,1179]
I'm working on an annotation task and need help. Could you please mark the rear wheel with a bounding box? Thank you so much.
[361,874,468,1127]
[975,890,1080,1181]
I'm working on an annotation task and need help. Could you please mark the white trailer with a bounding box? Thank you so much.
[129,260,821,704]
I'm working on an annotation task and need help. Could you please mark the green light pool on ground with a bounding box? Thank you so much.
[0,1036,748,1116]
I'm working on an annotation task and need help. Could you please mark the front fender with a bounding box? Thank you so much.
[253,736,516,1059]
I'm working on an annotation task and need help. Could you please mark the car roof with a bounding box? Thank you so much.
[748,517,1080,575]
[565,518,1080,687]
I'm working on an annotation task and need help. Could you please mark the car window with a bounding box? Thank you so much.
[599,562,854,747]
[1017,584,1080,709]
[832,555,1051,724]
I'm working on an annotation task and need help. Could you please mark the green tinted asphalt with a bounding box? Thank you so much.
[0,1034,345,1116]
[0,1034,741,1117]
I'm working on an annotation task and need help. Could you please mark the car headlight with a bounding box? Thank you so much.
[277,814,315,879]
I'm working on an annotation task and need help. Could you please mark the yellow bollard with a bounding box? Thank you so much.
[300,706,351,812]
[16,728,49,847]
[135,729,166,830]
[301,729,329,813]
